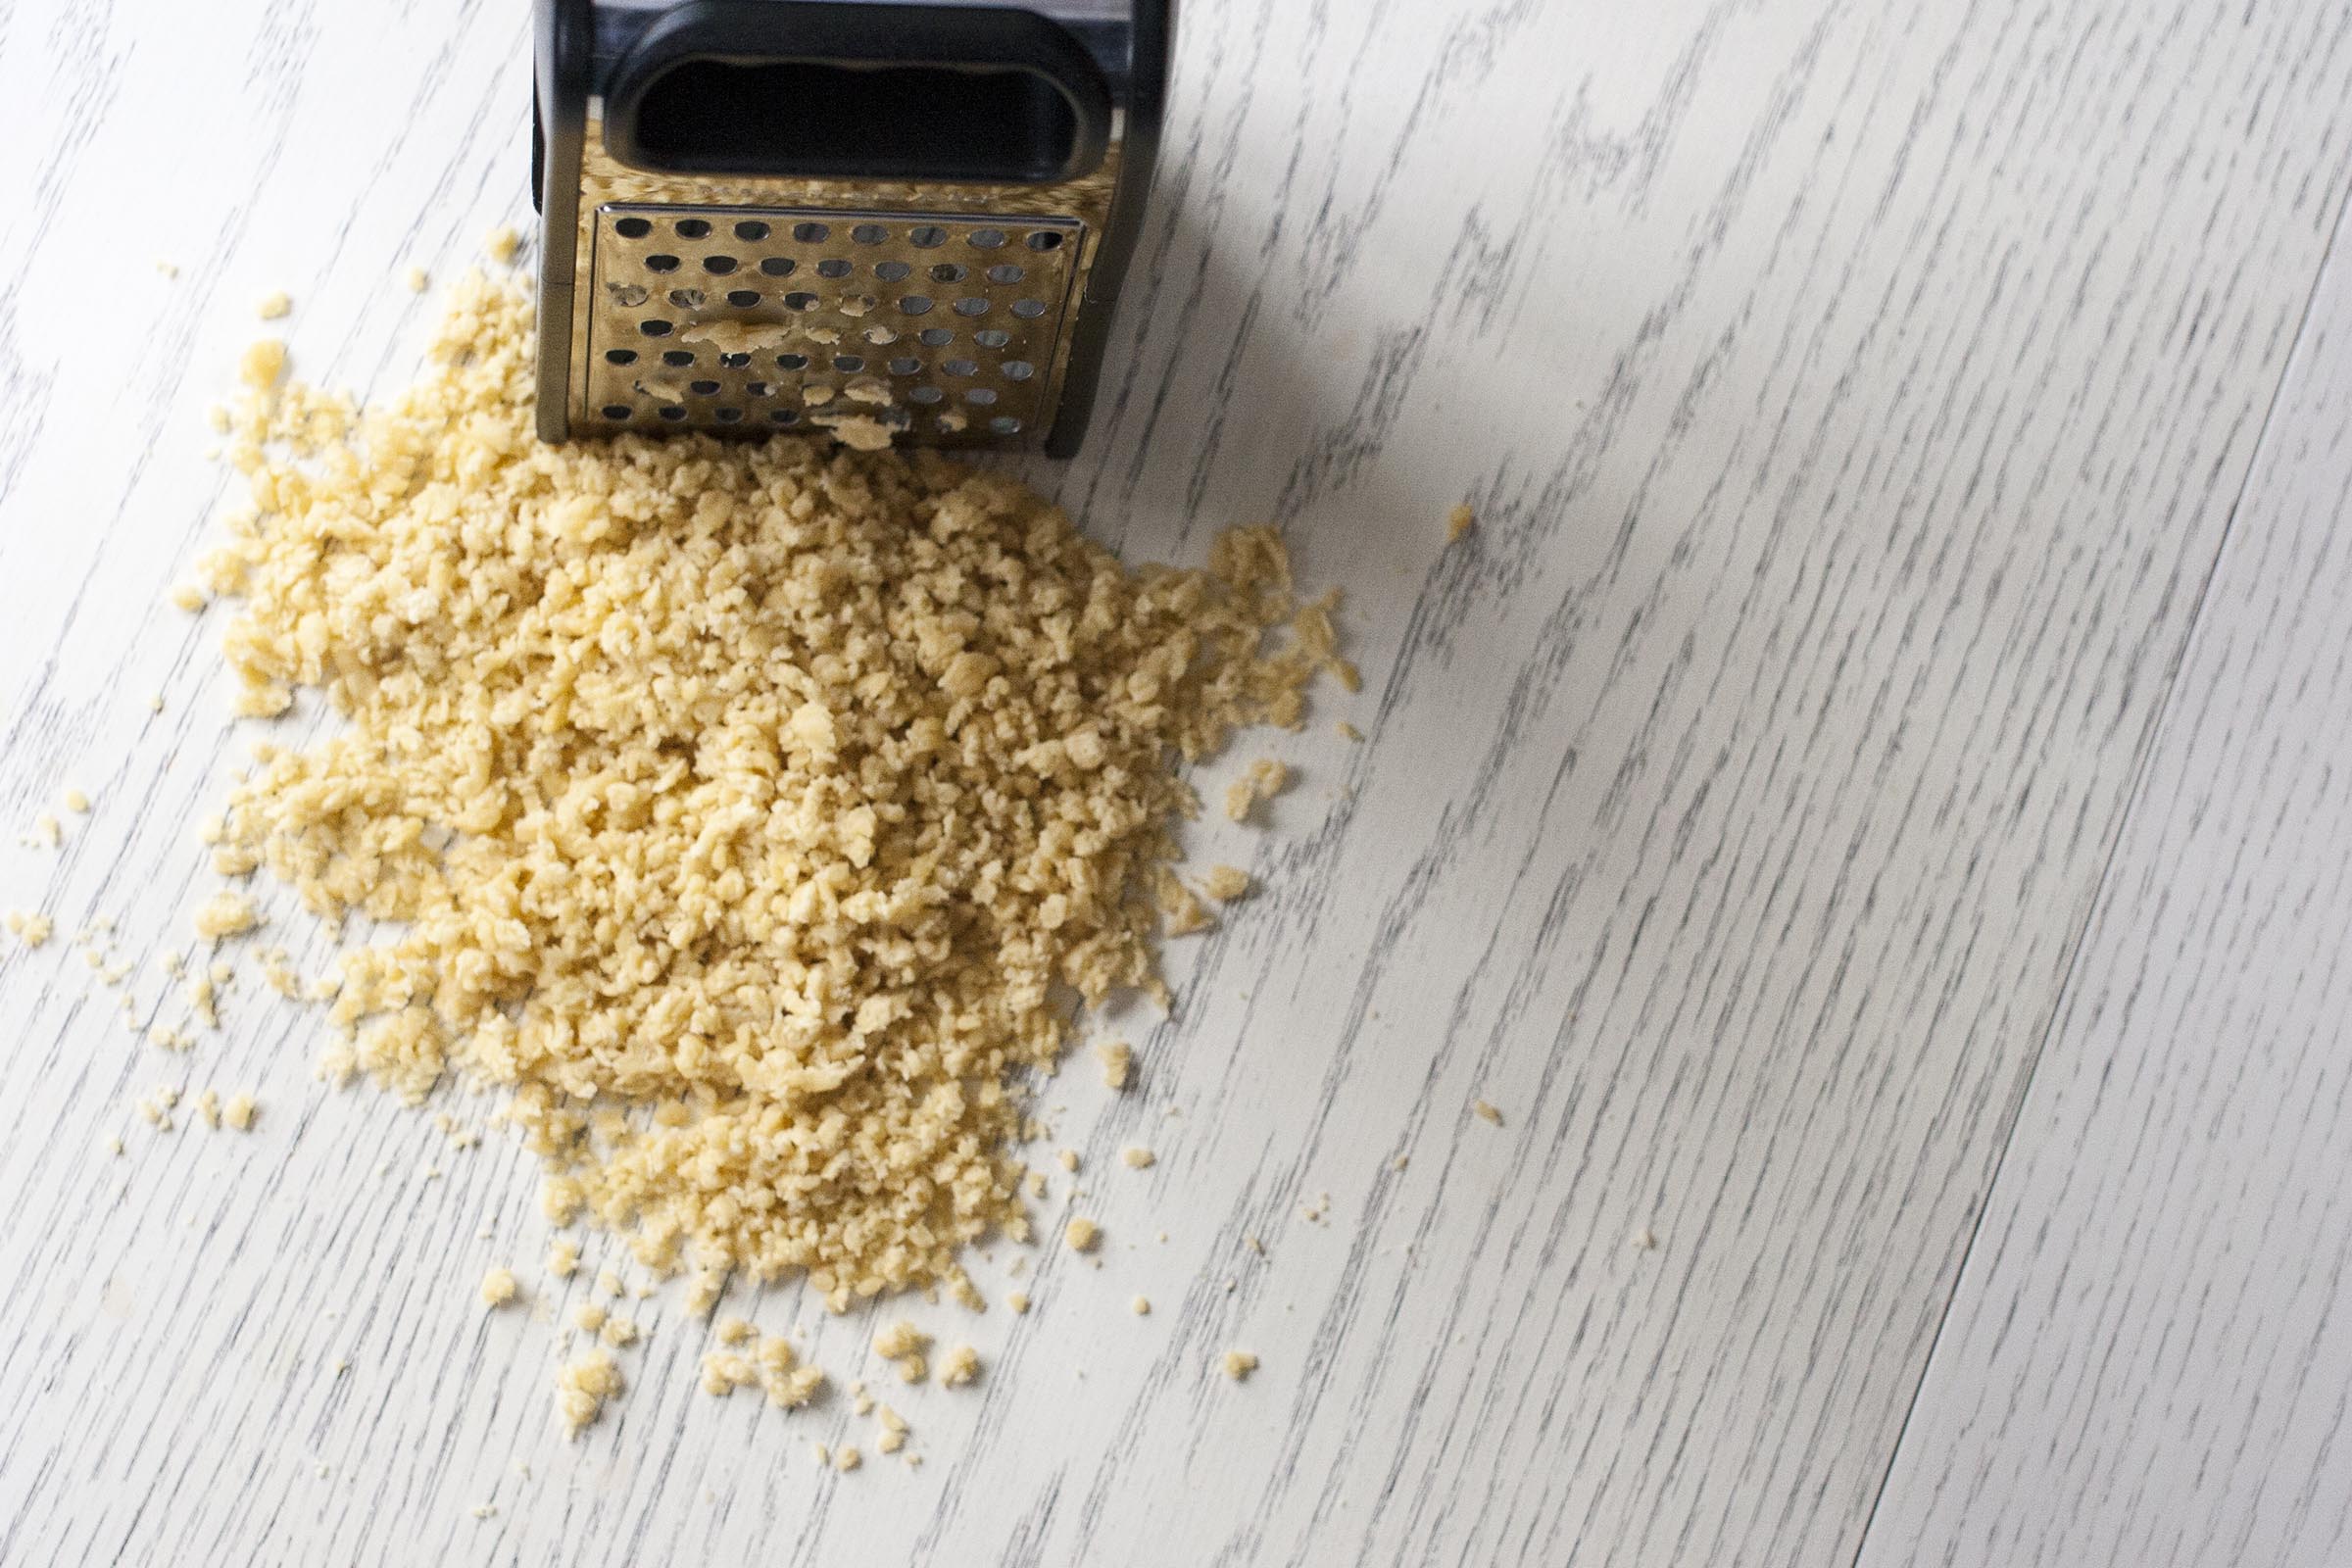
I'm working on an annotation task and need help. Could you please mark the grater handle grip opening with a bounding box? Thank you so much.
[604,2,1111,184]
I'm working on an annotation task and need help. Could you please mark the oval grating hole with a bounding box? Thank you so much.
[760,257,795,277]
[646,254,681,272]
[615,217,653,238]
[675,219,712,238]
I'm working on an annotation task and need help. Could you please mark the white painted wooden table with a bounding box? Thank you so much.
[6,2,2352,1564]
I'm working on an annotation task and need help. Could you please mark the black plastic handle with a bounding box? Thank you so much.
[602,2,1114,184]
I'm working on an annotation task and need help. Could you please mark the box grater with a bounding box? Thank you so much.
[532,0,1170,457]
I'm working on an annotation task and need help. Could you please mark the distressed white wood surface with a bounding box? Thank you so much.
[1857,192,2352,1568]
[3,2,2351,1565]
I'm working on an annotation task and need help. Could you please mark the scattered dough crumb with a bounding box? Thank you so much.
[872,1320,929,1360]
[1056,1149,1080,1173]
[238,337,285,390]
[599,1314,639,1348]
[6,911,52,948]
[404,266,430,293]
[485,225,521,265]
[1005,1291,1030,1315]
[1225,759,1292,822]
[1222,1350,1258,1381]
[572,1302,607,1335]
[195,1089,221,1128]
[1120,1146,1155,1169]
[480,1267,519,1308]
[1063,1217,1101,1252]
[256,291,292,320]
[555,1349,621,1437]
[1336,719,1363,742]
[192,891,258,941]
[1447,501,1476,542]
[1131,1296,1151,1315]
[937,1345,980,1388]
[63,788,90,814]
[596,1269,625,1298]
[1632,1227,1657,1251]
[685,1268,724,1318]
[169,583,209,612]
[1199,865,1250,902]
[547,1237,579,1278]
[715,1316,756,1347]
[1472,1100,1503,1125]
[835,1445,861,1472]
[1097,1040,1133,1091]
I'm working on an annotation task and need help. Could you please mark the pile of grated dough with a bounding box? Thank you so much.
[198,270,1348,1303]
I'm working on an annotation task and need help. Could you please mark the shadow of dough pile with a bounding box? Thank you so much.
[199,270,1348,1303]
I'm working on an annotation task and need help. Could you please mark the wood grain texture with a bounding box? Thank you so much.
[2,1,2351,1565]
[1857,183,2352,1568]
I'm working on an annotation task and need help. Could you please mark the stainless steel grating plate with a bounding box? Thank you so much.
[580,205,1084,444]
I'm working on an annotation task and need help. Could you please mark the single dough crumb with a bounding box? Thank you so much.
[1336,720,1363,742]
[404,266,430,293]
[1055,1149,1079,1173]
[596,1269,625,1299]
[1063,1217,1101,1252]
[1120,1146,1154,1169]
[238,337,285,390]
[256,291,292,320]
[685,1268,724,1318]
[937,1345,980,1388]
[599,1314,640,1348]
[6,911,52,948]
[1005,1291,1030,1315]
[222,1094,258,1131]
[715,1316,756,1347]
[555,1349,621,1437]
[1222,1350,1258,1381]
[196,1089,222,1129]
[1130,1296,1151,1315]
[1631,1226,1657,1250]
[480,1267,519,1307]
[192,891,258,941]
[63,788,90,814]
[835,1445,861,1472]
[1446,502,1476,542]
[548,1238,580,1278]
[572,1302,607,1335]
[1097,1040,1133,1091]
[872,1320,929,1360]
[1472,1100,1503,1125]
[485,225,520,265]
[1224,759,1292,822]
[1199,864,1250,903]
[169,583,209,612]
